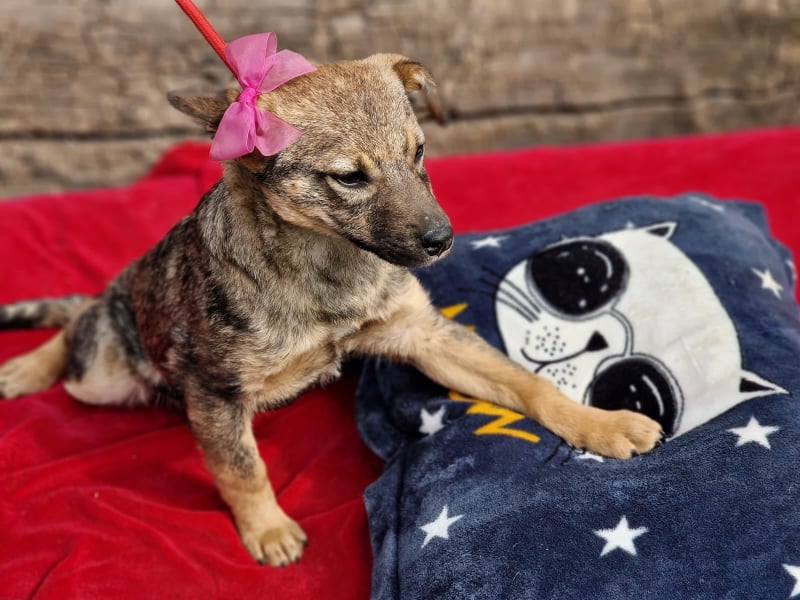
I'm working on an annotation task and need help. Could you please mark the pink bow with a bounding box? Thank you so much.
[210,33,316,161]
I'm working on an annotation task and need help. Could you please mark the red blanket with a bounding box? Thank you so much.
[2,128,799,599]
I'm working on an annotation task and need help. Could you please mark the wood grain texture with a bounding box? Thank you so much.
[1,0,799,195]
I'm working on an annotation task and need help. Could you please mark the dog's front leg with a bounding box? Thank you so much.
[349,279,662,459]
[186,396,307,566]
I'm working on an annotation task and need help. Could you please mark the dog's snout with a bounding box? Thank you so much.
[420,225,454,257]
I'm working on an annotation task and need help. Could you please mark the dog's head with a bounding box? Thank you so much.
[169,54,453,268]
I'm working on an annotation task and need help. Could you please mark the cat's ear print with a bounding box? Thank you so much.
[738,370,789,401]
[639,221,678,239]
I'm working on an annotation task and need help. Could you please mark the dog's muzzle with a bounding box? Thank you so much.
[420,225,454,257]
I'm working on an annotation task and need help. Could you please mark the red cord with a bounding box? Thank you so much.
[174,0,234,73]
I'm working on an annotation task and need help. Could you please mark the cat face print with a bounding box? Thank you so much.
[495,222,787,437]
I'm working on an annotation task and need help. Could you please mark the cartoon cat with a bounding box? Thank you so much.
[495,222,787,437]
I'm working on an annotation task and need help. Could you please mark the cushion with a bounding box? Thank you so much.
[357,194,800,599]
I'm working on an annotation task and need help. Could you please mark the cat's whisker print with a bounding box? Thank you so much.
[497,288,538,322]
[458,281,538,322]
[456,287,495,298]
[480,265,505,281]
[478,276,499,288]
[496,298,538,322]
[497,279,541,315]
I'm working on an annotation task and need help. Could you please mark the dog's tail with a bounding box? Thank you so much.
[0,295,92,330]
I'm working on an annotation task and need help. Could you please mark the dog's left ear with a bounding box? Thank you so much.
[370,54,447,124]
[167,88,233,132]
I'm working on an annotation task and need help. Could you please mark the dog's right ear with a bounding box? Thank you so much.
[167,89,231,132]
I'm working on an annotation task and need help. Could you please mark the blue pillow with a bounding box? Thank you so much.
[357,194,800,599]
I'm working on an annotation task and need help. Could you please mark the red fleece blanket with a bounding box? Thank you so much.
[1,128,799,599]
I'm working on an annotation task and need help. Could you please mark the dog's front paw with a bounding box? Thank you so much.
[240,507,308,567]
[568,408,663,459]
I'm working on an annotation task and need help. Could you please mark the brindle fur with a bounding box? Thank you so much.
[0,54,662,566]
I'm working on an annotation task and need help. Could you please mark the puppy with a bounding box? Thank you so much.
[0,54,662,566]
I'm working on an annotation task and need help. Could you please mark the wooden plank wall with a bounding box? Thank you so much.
[1,0,799,196]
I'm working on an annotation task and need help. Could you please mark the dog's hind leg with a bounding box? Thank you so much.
[0,330,71,398]
[61,300,152,407]
[0,297,148,404]
[0,296,94,399]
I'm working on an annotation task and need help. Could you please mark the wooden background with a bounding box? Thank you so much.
[1,0,799,196]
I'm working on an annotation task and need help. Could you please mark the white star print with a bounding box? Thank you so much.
[752,268,784,299]
[576,451,604,462]
[419,406,446,436]
[727,416,780,449]
[784,564,800,598]
[787,260,797,283]
[594,516,648,557]
[420,505,464,548]
[470,235,508,249]
[625,221,636,229]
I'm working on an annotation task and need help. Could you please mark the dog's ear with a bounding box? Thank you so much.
[370,54,447,124]
[393,58,447,125]
[166,89,232,132]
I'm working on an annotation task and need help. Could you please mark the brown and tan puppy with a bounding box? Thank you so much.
[0,55,662,566]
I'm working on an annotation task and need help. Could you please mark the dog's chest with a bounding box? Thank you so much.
[236,277,400,406]
[230,254,409,406]
[236,320,362,408]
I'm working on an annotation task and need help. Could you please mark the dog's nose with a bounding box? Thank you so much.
[420,225,454,257]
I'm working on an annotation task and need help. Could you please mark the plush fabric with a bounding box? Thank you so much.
[1,126,799,599]
[357,194,800,599]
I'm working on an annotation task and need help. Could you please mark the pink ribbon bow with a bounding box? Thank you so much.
[210,33,316,161]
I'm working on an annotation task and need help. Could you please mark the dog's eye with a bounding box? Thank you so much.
[414,144,425,163]
[331,171,369,187]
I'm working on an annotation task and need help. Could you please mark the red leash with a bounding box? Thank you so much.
[174,0,234,73]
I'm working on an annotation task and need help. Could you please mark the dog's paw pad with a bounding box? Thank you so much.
[572,409,663,460]
[243,513,308,567]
